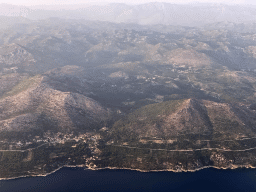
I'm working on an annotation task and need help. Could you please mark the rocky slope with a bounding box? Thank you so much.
[109,98,256,143]
[1,18,256,177]
[0,67,109,140]
[94,99,256,172]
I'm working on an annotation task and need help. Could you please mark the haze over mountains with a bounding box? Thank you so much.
[1,17,256,139]
[1,2,256,178]
[2,2,256,26]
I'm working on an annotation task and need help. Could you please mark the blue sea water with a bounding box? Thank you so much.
[0,167,255,192]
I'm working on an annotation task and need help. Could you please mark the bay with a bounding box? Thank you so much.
[0,167,255,192]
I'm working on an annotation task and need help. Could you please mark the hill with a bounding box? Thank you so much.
[108,99,256,144]
[0,67,109,141]
[96,99,256,171]
[1,18,256,177]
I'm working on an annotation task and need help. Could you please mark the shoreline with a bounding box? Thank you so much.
[0,164,255,181]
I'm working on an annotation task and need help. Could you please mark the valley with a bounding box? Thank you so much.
[1,15,256,178]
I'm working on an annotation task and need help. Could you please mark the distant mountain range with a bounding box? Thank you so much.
[1,14,256,178]
[2,3,256,26]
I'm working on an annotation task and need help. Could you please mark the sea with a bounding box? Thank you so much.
[0,167,255,192]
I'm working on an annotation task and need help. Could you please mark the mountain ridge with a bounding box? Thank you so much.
[0,18,256,178]
[1,3,256,26]
[109,98,256,143]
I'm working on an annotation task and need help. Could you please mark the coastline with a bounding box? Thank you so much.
[0,164,255,181]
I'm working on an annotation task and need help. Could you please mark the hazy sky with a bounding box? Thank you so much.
[1,0,256,6]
